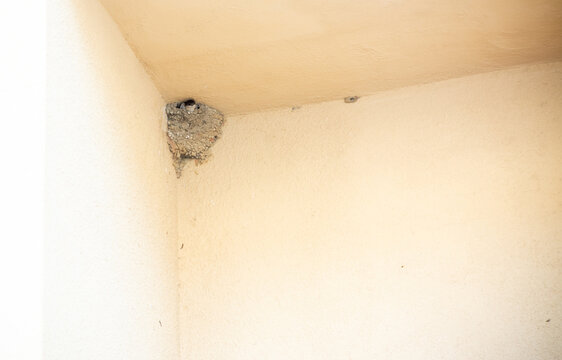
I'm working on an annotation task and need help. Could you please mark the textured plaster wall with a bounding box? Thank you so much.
[178,62,562,359]
[45,0,179,359]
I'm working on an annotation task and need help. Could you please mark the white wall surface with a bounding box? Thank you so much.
[45,0,179,359]
[178,62,562,359]
[44,4,562,357]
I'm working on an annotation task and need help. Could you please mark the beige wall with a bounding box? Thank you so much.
[178,62,562,359]
[45,1,179,359]
[45,3,562,357]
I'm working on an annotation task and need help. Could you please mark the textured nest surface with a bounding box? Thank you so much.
[166,100,225,177]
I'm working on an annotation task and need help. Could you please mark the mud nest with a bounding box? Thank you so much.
[166,99,225,178]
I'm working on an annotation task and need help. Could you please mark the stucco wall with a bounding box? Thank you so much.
[178,62,562,359]
[45,1,179,359]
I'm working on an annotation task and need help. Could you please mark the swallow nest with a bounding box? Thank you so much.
[166,99,225,178]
